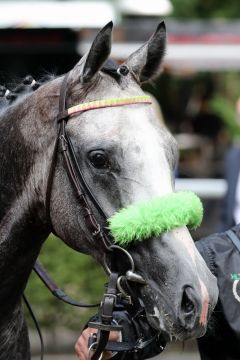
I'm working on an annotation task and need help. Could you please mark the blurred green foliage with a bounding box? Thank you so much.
[170,0,240,19]
[210,96,240,139]
[25,235,107,330]
[210,72,240,139]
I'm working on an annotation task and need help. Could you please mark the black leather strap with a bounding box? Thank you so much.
[90,272,119,360]
[45,72,70,228]
[34,261,99,308]
[226,229,240,254]
[45,72,112,250]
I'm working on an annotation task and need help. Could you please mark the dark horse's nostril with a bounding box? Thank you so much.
[181,289,194,315]
[179,286,198,329]
[181,287,195,314]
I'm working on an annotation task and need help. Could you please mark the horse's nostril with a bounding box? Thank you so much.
[181,287,195,315]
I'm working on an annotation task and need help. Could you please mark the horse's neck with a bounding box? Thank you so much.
[0,197,48,360]
[0,108,49,302]
[0,190,48,357]
[0,302,30,360]
[0,109,50,358]
[0,196,48,308]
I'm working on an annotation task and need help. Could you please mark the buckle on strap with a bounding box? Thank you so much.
[99,273,119,324]
[57,110,69,122]
[102,293,117,305]
[58,135,68,152]
[92,224,101,237]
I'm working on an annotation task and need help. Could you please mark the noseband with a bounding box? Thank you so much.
[45,72,158,360]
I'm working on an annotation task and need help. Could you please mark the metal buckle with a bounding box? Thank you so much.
[92,224,101,237]
[58,134,68,152]
[102,293,117,306]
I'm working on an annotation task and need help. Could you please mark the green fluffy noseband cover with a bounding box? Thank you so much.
[108,191,203,246]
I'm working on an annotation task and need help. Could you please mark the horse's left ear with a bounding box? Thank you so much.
[79,21,113,83]
[125,21,166,83]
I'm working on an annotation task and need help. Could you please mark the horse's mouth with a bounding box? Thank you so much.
[139,284,210,341]
[145,303,207,341]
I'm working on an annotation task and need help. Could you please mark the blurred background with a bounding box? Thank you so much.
[1,0,240,359]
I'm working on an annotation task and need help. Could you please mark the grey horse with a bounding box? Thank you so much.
[0,22,218,359]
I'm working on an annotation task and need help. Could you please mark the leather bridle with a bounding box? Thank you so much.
[40,72,165,359]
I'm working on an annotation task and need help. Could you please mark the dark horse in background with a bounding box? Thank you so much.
[0,22,218,359]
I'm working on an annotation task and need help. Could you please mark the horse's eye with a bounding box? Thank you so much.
[88,151,109,169]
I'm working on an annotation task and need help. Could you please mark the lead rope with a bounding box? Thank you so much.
[26,261,100,360]
[34,261,100,308]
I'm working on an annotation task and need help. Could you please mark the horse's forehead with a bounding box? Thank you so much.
[72,104,159,144]
[68,74,171,153]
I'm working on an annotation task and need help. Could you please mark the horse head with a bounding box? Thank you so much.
[8,22,218,342]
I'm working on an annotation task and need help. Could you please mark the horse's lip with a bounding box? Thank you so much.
[175,325,207,341]
[146,310,207,341]
[139,284,210,340]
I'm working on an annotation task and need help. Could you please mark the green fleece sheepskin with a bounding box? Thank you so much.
[108,191,203,246]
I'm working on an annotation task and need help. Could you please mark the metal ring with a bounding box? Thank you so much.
[103,245,135,275]
[110,245,135,272]
[88,342,103,360]
[117,276,131,298]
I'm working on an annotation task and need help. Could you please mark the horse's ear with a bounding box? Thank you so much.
[125,21,166,83]
[80,21,113,83]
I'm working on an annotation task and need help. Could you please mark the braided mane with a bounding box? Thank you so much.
[0,74,55,114]
[0,58,120,116]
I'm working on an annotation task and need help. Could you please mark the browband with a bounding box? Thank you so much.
[67,95,152,117]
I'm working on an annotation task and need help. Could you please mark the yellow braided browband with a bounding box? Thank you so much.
[67,95,152,117]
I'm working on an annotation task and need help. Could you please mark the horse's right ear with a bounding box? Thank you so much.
[124,21,166,83]
[79,21,113,83]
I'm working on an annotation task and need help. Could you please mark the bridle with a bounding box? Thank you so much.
[46,70,154,274]
[38,71,166,359]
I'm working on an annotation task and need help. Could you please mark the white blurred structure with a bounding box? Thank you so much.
[0,0,173,29]
[176,179,227,199]
[1,1,240,71]
[79,40,240,71]
[119,0,173,16]
[0,1,116,28]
